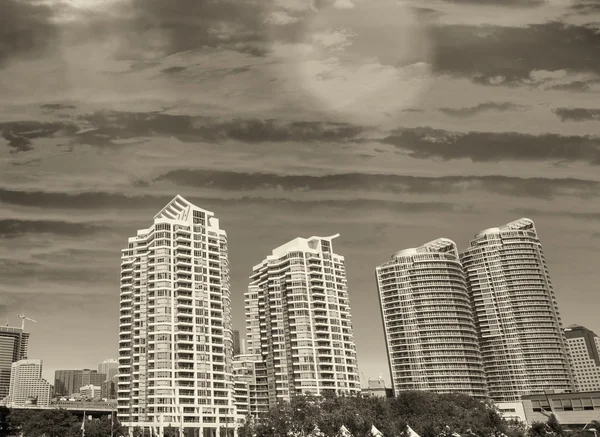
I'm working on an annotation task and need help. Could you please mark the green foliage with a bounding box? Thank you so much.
[0,407,11,437]
[9,408,80,437]
[132,426,144,437]
[248,392,511,437]
[164,426,179,437]
[528,415,566,437]
[5,409,125,437]
[83,415,126,437]
[504,420,527,437]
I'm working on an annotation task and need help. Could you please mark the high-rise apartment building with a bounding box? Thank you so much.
[0,326,29,400]
[3,359,52,407]
[461,218,575,402]
[564,325,600,391]
[246,234,361,408]
[376,238,488,399]
[118,195,236,437]
[232,354,268,419]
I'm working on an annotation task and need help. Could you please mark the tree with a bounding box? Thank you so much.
[164,426,179,437]
[82,415,127,437]
[0,407,10,437]
[9,409,80,437]
[546,415,564,437]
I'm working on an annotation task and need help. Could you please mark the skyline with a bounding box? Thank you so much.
[2,0,600,387]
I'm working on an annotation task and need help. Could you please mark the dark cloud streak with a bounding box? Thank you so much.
[0,219,106,238]
[431,22,600,85]
[554,108,600,122]
[382,127,600,165]
[439,102,525,117]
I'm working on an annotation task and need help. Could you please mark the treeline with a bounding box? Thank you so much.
[239,391,527,437]
[0,407,187,437]
[0,408,124,437]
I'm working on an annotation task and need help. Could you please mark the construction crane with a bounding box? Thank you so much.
[17,314,36,331]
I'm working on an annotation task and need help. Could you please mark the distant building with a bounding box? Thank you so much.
[98,359,118,381]
[55,369,106,397]
[54,370,79,397]
[0,326,29,400]
[518,391,600,427]
[247,234,361,407]
[376,238,488,399]
[461,218,575,402]
[102,374,119,400]
[361,378,393,398]
[74,370,106,394]
[232,354,268,419]
[565,325,600,391]
[3,359,52,407]
[233,330,241,357]
[80,384,102,399]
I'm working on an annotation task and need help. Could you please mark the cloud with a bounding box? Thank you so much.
[0,112,367,152]
[439,0,544,4]
[509,208,600,222]
[120,0,267,57]
[554,108,600,122]
[0,121,77,153]
[0,258,109,286]
[333,0,355,9]
[150,169,600,200]
[381,127,600,165]
[265,11,301,26]
[430,22,600,85]
[439,102,526,117]
[0,0,59,67]
[40,104,77,111]
[161,66,187,74]
[0,219,106,239]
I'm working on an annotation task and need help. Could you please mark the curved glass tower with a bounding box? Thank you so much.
[460,218,575,402]
[376,238,488,399]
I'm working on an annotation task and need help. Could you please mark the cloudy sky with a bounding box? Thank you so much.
[2,0,600,384]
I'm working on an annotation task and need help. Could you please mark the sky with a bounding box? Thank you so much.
[1,0,600,385]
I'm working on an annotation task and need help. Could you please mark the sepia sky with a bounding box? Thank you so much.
[1,0,600,384]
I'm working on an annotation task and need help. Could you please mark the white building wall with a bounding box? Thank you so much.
[4,359,51,407]
[461,218,575,402]
[246,234,361,408]
[376,238,488,399]
[118,195,236,436]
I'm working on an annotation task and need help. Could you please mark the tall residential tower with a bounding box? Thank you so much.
[0,326,29,400]
[246,234,361,407]
[118,195,236,437]
[564,325,600,392]
[376,238,488,399]
[461,218,575,401]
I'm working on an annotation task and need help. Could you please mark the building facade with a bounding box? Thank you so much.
[54,370,79,397]
[232,331,241,357]
[99,359,119,380]
[461,218,575,402]
[376,238,488,399]
[232,354,268,419]
[564,325,600,391]
[80,384,102,399]
[118,195,236,437]
[3,359,52,407]
[74,369,106,394]
[246,234,361,408]
[0,326,29,400]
